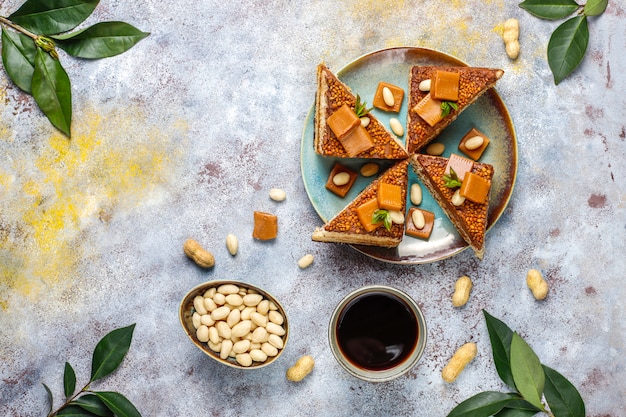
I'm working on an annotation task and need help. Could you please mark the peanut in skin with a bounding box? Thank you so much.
[503,18,520,59]
[442,342,477,383]
[184,238,215,268]
[286,355,315,382]
[527,269,548,300]
[452,276,473,307]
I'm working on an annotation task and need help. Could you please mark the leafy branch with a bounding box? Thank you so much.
[0,0,149,137]
[519,0,608,84]
[446,311,585,417]
[43,324,141,417]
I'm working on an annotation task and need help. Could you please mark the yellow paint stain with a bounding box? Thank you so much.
[352,0,406,17]
[0,105,186,306]
[449,0,463,8]
[493,22,505,37]
[0,172,13,189]
[0,85,12,141]
[384,36,406,49]
[0,123,10,141]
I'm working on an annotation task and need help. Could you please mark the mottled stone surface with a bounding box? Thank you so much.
[1,0,625,416]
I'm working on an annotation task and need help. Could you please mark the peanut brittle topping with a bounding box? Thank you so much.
[415,155,493,249]
[407,66,503,154]
[323,160,409,237]
[319,69,408,159]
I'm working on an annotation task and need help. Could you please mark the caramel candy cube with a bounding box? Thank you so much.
[405,208,435,240]
[431,70,460,102]
[460,172,491,204]
[325,163,358,198]
[327,104,360,140]
[459,128,490,160]
[253,211,278,240]
[339,125,374,157]
[445,153,474,182]
[372,81,404,113]
[412,94,443,127]
[356,198,382,232]
[377,182,403,211]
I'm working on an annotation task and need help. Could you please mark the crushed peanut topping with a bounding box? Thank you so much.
[323,160,409,237]
[413,154,493,250]
[318,66,408,159]
[406,66,503,154]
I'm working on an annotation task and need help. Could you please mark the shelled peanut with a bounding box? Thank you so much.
[298,254,314,269]
[191,283,286,366]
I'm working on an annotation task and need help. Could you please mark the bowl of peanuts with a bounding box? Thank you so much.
[179,280,289,369]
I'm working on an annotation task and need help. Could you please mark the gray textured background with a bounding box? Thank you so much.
[1,0,624,416]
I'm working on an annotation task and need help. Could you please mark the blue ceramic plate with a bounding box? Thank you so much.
[301,47,517,264]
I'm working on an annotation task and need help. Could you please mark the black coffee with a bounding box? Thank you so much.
[336,292,419,371]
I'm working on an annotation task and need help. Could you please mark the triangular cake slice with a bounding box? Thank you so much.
[312,159,409,247]
[410,153,494,259]
[406,66,504,154]
[314,64,409,159]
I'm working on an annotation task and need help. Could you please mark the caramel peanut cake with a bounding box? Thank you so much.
[406,66,504,154]
[314,64,409,160]
[312,159,409,248]
[410,153,494,259]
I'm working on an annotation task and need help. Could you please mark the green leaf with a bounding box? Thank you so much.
[519,0,580,20]
[547,15,589,84]
[483,310,516,388]
[64,362,77,397]
[42,383,54,414]
[1,28,37,93]
[441,101,457,117]
[354,94,372,118]
[543,365,586,417]
[494,399,542,417]
[447,391,521,417]
[443,167,462,188]
[57,404,99,416]
[510,333,545,411]
[584,0,608,16]
[372,209,392,231]
[71,394,114,416]
[53,22,150,59]
[93,391,141,417]
[8,0,100,35]
[32,47,72,136]
[494,408,539,417]
[90,324,135,382]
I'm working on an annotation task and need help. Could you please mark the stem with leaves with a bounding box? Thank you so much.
[0,0,149,137]
[0,15,37,38]
[519,0,608,84]
[446,311,585,417]
[43,324,141,417]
